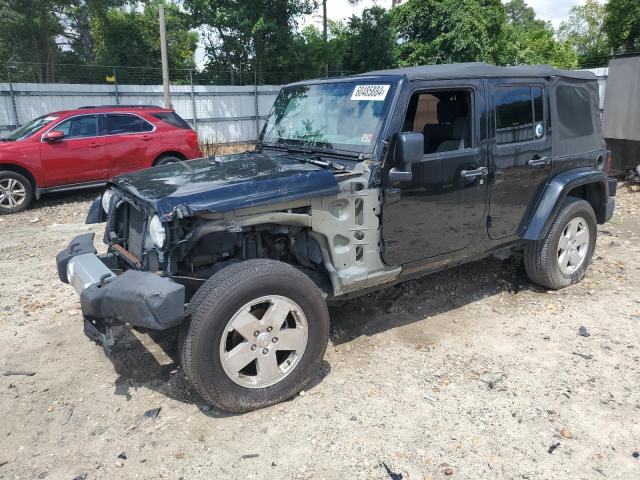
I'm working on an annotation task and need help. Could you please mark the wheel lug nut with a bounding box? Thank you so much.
[262,348,269,355]
[251,344,257,351]
[253,331,259,337]
[272,337,278,343]
[267,326,273,332]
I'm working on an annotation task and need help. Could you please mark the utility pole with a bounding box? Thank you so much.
[159,4,171,109]
[323,0,328,77]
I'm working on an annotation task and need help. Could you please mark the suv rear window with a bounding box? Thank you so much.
[151,112,192,129]
[105,114,154,135]
[495,86,544,145]
[555,86,593,138]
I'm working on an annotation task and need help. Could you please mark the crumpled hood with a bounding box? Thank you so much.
[109,150,339,219]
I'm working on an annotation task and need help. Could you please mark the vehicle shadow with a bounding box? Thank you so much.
[328,254,537,346]
[105,326,331,417]
[101,253,534,413]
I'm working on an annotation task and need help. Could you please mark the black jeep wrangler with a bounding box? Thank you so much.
[57,63,616,413]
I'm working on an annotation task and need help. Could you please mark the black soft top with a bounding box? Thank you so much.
[361,62,595,81]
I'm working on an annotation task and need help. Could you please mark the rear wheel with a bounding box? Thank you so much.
[180,259,329,413]
[0,171,33,214]
[524,197,597,290]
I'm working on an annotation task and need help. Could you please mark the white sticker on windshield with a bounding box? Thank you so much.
[351,84,390,101]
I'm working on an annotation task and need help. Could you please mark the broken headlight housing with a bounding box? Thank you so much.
[148,215,167,249]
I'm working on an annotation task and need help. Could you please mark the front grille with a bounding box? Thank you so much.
[127,205,146,260]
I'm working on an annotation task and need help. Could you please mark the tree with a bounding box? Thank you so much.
[558,0,608,68]
[0,0,67,81]
[92,1,198,79]
[393,0,509,66]
[502,0,578,69]
[185,0,317,83]
[604,0,640,53]
[334,6,396,73]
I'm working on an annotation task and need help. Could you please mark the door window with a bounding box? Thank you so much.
[105,114,154,135]
[495,86,544,145]
[52,115,99,139]
[403,90,473,154]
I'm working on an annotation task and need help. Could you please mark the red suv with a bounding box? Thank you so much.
[0,105,202,214]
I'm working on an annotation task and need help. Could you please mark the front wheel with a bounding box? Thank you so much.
[524,197,597,290]
[0,171,33,214]
[180,260,330,413]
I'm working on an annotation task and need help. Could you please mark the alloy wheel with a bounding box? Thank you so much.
[0,178,27,209]
[219,295,308,389]
[557,216,590,275]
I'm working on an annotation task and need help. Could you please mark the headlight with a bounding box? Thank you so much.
[148,215,167,249]
[101,189,114,213]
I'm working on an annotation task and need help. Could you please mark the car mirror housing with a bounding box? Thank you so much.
[43,130,65,142]
[389,132,424,183]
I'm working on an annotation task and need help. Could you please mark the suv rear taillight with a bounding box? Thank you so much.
[606,151,613,174]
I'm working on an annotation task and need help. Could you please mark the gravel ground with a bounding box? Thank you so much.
[1,186,639,480]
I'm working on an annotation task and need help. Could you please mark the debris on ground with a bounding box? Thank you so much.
[3,370,36,376]
[241,454,259,459]
[578,326,591,337]
[572,352,593,360]
[559,428,572,439]
[142,407,161,420]
[117,452,127,460]
[381,462,403,480]
[548,443,561,454]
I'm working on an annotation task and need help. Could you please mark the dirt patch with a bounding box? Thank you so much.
[1,186,639,480]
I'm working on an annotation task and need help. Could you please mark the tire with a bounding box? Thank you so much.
[153,155,182,166]
[524,197,597,290]
[0,171,33,214]
[180,259,330,413]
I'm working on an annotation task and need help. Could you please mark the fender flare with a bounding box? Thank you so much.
[522,168,609,241]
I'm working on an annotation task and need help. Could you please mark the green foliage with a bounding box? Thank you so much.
[92,2,197,72]
[184,0,317,83]
[604,0,640,52]
[0,0,67,80]
[558,0,608,68]
[334,6,396,73]
[393,0,508,66]
[501,0,578,69]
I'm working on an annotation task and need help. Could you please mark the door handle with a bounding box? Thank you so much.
[141,135,152,141]
[460,167,488,179]
[528,156,550,168]
[89,142,102,149]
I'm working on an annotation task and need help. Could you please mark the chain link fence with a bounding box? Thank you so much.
[0,62,351,86]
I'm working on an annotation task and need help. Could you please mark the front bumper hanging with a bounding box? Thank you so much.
[57,233,185,340]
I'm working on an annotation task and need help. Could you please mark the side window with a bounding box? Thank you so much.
[403,89,473,154]
[495,86,544,145]
[53,115,99,139]
[105,114,154,135]
[555,85,593,139]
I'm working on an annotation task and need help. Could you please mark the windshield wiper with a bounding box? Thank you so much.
[283,146,347,171]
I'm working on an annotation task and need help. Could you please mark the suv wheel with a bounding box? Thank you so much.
[0,171,33,214]
[180,259,330,413]
[524,197,597,290]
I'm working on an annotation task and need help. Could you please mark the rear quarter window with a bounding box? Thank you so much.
[555,85,593,138]
[152,112,192,129]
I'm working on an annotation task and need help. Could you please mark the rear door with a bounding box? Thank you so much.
[40,114,107,186]
[488,80,552,239]
[102,113,158,176]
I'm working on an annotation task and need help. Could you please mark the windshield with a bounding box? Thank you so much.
[261,81,395,154]
[3,114,60,141]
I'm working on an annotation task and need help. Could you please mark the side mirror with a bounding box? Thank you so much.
[43,130,65,142]
[389,132,423,183]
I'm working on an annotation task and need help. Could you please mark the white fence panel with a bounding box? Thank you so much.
[0,82,283,144]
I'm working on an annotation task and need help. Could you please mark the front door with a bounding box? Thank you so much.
[40,114,107,186]
[488,80,552,239]
[381,83,488,266]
